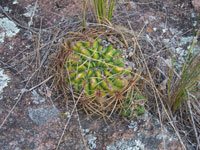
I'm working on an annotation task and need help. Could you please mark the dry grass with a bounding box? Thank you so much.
[47,25,147,121]
[43,24,149,149]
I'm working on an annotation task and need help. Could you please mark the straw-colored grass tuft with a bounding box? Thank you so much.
[48,25,146,120]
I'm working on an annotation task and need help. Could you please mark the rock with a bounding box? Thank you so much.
[0,18,20,43]
[31,90,46,104]
[105,112,190,150]
[28,106,59,126]
[0,69,10,100]
[85,134,97,149]
[106,138,144,150]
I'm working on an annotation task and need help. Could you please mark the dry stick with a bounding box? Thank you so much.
[108,97,120,118]
[76,110,88,149]
[0,75,54,129]
[39,29,61,68]
[36,17,42,69]
[56,69,87,150]
[187,98,200,150]
[29,0,38,27]
[34,28,62,83]
[29,75,54,91]
[127,21,187,149]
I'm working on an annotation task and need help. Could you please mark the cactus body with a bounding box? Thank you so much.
[65,39,131,100]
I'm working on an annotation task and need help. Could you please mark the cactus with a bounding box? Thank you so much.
[121,93,147,117]
[64,39,131,103]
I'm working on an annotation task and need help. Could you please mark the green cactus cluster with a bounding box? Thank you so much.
[65,39,131,100]
[121,93,147,117]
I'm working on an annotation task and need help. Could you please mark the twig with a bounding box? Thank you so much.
[28,75,54,91]
[187,97,200,150]
[28,0,38,27]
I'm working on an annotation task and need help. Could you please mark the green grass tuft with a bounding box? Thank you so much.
[168,29,200,111]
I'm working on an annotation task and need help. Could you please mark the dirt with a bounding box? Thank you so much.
[0,0,198,150]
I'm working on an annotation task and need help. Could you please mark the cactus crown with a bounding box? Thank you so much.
[65,39,131,100]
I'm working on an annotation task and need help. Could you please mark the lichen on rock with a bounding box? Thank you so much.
[0,17,20,43]
[0,69,10,100]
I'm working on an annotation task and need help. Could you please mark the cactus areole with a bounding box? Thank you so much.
[64,39,131,101]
